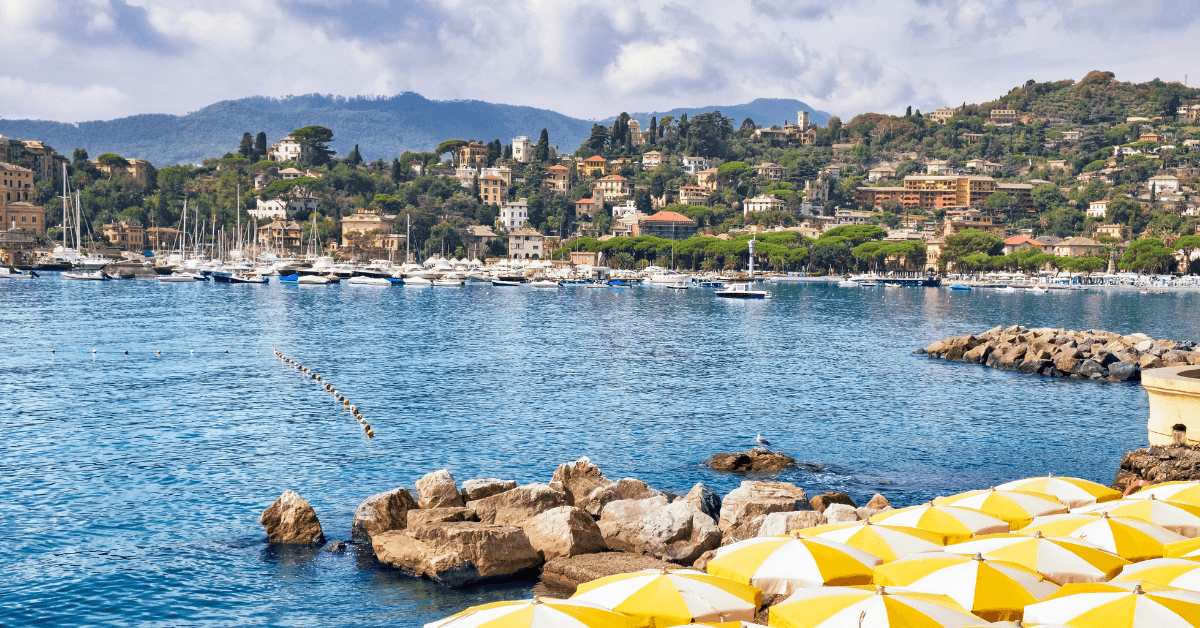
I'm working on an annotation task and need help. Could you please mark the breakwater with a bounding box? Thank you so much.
[919,325,1200,381]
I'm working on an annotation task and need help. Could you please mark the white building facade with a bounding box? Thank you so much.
[500,198,529,229]
[250,197,318,221]
[512,136,533,163]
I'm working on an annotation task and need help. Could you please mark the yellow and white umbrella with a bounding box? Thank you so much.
[571,569,760,626]
[996,474,1122,509]
[1075,496,1200,537]
[705,535,880,596]
[872,552,1059,621]
[869,504,1010,544]
[424,598,637,628]
[1024,582,1200,627]
[793,521,946,562]
[1112,557,1200,591]
[1123,481,1200,507]
[933,488,1069,528]
[1166,537,1200,558]
[1020,513,1188,562]
[945,531,1129,584]
[768,585,982,628]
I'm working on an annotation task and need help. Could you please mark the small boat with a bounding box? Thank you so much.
[666,284,689,290]
[492,279,521,286]
[278,274,300,282]
[158,273,197,282]
[884,283,901,289]
[715,283,771,299]
[228,273,268,284]
[608,280,631,287]
[950,284,972,291]
[324,274,341,283]
[858,280,879,287]
[405,276,433,285]
[585,282,609,288]
[1027,286,1047,294]
[63,270,110,281]
[297,275,331,285]
[838,280,858,287]
[0,267,36,279]
[347,276,391,286]
[998,285,1017,293]
[433,278,464,286]
[529,280,560,288]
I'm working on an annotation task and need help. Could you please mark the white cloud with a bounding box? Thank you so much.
[0,76,130,120]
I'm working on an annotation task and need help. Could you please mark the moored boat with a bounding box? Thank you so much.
[715,282,770,299]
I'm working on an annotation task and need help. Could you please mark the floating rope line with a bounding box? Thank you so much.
[274,348,373,438]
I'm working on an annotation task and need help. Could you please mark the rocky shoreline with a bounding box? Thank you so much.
[919,325,1200,381]
[259,455,891,590]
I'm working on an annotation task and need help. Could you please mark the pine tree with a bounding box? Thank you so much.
[391,158,402,183]
[347,144,363,167]
[648,116,657,143]
[905,106,912,117]
[238,132,254,158]
[535,129,550,162]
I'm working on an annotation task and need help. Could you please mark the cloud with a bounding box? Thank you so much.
[749,0,846,21]
[0,76,130,121]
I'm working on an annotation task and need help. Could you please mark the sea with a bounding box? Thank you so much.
[2,276,1198,626]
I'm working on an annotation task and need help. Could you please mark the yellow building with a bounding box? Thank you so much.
[596,174,631,198]
[0,162,45,234]
[480,175,509,204]
[101,221,146,250]
[543,165,572,196]
[94,158,152,187]
[341,209,397,248]
[457,142,489,168]
[257,220,303,251]
[990,109,1017,125]
[577,156,608,178]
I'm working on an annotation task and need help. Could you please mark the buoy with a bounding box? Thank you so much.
[124,350,128,355]
[366,430,374,438]
[191,350,194,354]
[224,350,228,354]
[362,424,370,431]
[157,350,161,355]
[51,349,55,353]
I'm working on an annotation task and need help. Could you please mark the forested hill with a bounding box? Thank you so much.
[611,98,831,128]
[0,93,829,166]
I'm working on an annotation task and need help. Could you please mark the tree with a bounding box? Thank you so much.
[740,118,756,132]
[291,126,335,166]
[985,191,1016,220]
[585,124,608,153]
[238,132,255,159]
[717,161,754,189]
[347,144,363,167]
[96,153,129,179]
[942,228,1004,267]
[1162,89,1182,121]
[1174,235,1200,274]
[1120,237,1176,274]
[436,140,467,161]
[390,158,403,183]
[634,188,653,214]
[535,128,550,162]
[1031,183,1065,213]
[905,106,912,117]
[686,111,734,158]
[255,132,267,160]
[647,116,657,143]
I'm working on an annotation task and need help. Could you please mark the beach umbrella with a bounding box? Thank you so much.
[673,624,765,627]
[1024,582,1200,627]
[996,474,1122,509]
[1020,513,1187,561]
[1166,537,1200,558]
[793,521,946,562]
[869,504,1010,544]
[1123,481,1200,506]
[767,585,982,628]
[1112,557,1200,591]
[705,535,881,596]
[872,552,1059,621]
[571,569,760,626]
[945,531,1129,584]
[933,488,1069,528]
[423,597,637,628]
[1075,496,1200,537]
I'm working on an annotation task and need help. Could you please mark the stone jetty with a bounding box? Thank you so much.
[266,457,894,590]
[919,326,1200,381]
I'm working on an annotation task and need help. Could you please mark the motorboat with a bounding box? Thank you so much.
[297,275,331,285]
[1027,286,1048,294]
[949,284,972,291]
[405,276,433,286]
[529,280,560,288]
[649,270,689,285]
[715,283,771,299]
[228,273,269,284]
[857,280,879,287]
[158,273,197,282]
[584,282,609,288]
[63,270,110,281]
[0,267,36,279]
[838,280,859,287]
[347,276,391,286]
[666,283,689,290]
[998,285,1017,293]
[433,278,464,286]
[492,279,521,286]
[278,274,299,282]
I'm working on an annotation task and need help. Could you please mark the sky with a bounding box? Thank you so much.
[1,0,1198,124]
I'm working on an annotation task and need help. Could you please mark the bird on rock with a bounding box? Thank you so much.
[757,434,771,446]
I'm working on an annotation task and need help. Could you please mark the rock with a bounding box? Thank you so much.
[925,340,947,356]
[823,503,861,524]
[598,496,721,564]
[1139,354,1165,370]
[551,457,612,509]
[520,506,607,562]
[352,488,419,543]
[866,494,891,510]
[719,481,810,533]
[584,479,661,517]
[407,507,478,527]
[684,483,722,522]
[723,514,768,546]
[541,552,680,594]
[472,483,570,526]
[705,449,796,473]
[324,540,347,553]
[1077,359,1107,378]
[1108,362,1141,382]
[372,522,541,588]
[692,549,717,572]
[416,469,464,509]
[1136,339,1154,352]
[1054,354,1080,374]
[260,490,325,545]
[461,479,517,502]
[810,492,857,513]
[1165,350,1193,366]
[857,506,891,520]
[758,511,823,536]
[963,344,993,364]
[1113,446,1200,493]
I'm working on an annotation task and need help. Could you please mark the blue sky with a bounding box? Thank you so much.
[1,0,1197,122]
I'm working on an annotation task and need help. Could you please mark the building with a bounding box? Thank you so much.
[596,174,631,198]
[543,164,572,196]
[854,175,1029,213]
[1002,235,1042,254]
[457,142,489,169]
[641,151,665,169]
[742,194,786,216]
[868,166,897,182]
[963,133,985,145]
[822,166,841,180]
[995,183,1034,215]
[696,167,721,191]
[2,162,50,235]
[856,186,907,209]
[574,197,598,218]
[507,227,545,259]
[637,210,696,239]
[834,209,873,225]
[9,139,63,182]
[1047,159,1068,171]
[1053,236,1105,257]
[927,107,956,124]
[753,162,786,180]
[250,196,317,220]
[0,202,45,234]
[680,156,710,175]
[100,221,146,250]
[1139,133,1162,144]
[569,250,598,266]
[481,165,513,185]
[257,220,303,251]
[267,136,308,163]
[341,209,397,248]
[500,198,529,229]
[943,208,1003,237]
[1061,131,1082,141]
[678,186,710,206]
[628,119,645,146]
[512,136,534,163]
[926,160,952,175]
[480,175,508,204]
[990,109,1017,125]
[797,111,810,130]
[455,166,479,189]
[577,155,608,178]
[1,162,36,204]
[466,225,497,254]
[1094,224,1127,239]
[93,158,152,187]
[965,159,1003,174]
[1149,174,1181,193]
[1087,200,1109,219]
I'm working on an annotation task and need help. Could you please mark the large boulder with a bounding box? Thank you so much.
[1114,446,1200,492]
[722,514,768,545]
[541,552,680,594]
[471,483,569,526]
[584,479,661,517]
[718,481,810,533]
[416,469,464,509]
[598,496,721,565]
[757,511,823,536]
[371,522,541,588]
[551,457,612,509]
[407,507,478,527]
[823,504,861,524]
[520,506,607,561]
[705,449,796,473]
[461,479,517,502]
[260,490,325,545]
[810,492,857,513]
[866,494,892,510]
[351,488,419,543]
[1108,362,1141,382]
[684,483,722,522]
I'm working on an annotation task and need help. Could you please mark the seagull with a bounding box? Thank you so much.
[756,434,771,446]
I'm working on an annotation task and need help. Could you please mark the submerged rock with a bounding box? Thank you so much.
[705,449,796,473]
[261,490,325,545]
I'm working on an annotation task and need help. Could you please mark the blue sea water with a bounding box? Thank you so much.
[1,276,1198,627]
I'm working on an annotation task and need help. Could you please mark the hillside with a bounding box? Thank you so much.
[0,93,830,166]
[613,98,831,129]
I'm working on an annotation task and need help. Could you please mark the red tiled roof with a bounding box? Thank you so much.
[584,156,607,163]
[547,165,568,171]
[643,211,696,223]
[1004,236,1040,246]
[575,197,594,204]
[600,175,628,181]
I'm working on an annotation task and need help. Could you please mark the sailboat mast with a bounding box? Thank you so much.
[74,191,82,250]
[61,163,68,250]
